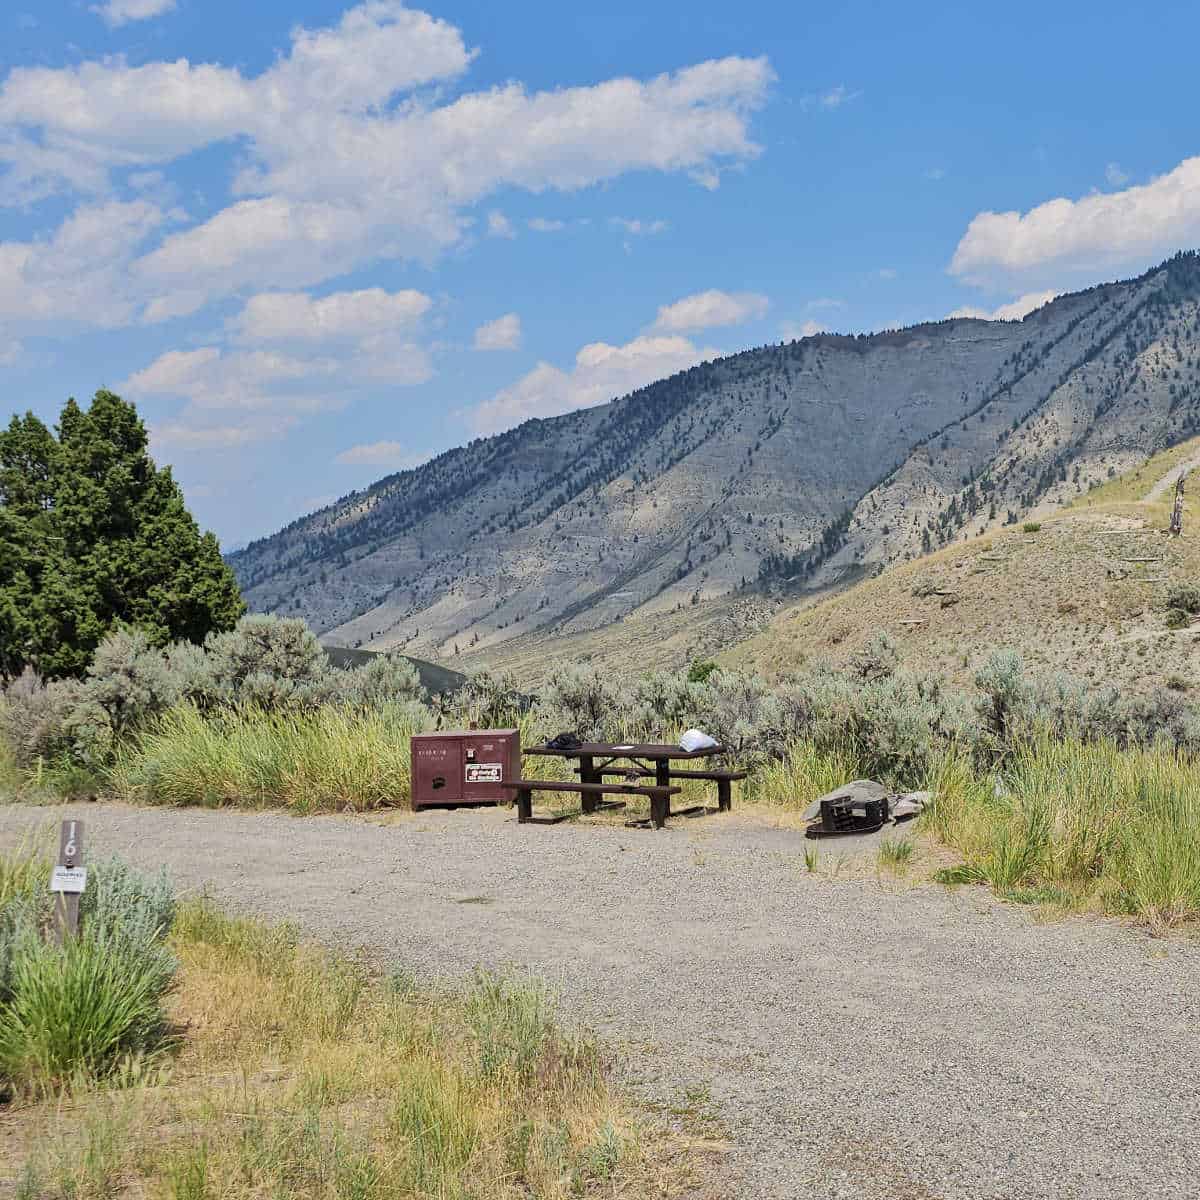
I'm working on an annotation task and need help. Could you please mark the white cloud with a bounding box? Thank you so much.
[150,415,297,451]
[806,297,845,311]
[0,339,21,365]
[878,267,897,280]
[650,288,769,334]
[924,167,946,181]
[948,289,1058,322]
[334,440,422,467]
[527,217,565,232]
[0,199,167,331]
[0,5,772,319]
[950,155,1200,289]
[473,312,521,351]
[610,217,668,235]
[231,287,431,343]
[1105,161,1129,187]
[780,319,826,340]
[470,333,715,435]
[126,337,432,411]
[487,210,515,239]
[91,0,176,28]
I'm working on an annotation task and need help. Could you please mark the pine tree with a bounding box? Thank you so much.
[0,390,245,677]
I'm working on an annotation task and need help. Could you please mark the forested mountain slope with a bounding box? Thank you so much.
[230,252,1200,661]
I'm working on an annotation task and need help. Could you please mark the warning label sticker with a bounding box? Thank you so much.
[465,762,502,784]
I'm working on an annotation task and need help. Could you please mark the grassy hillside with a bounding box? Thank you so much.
[728,437,1200,691]
[322,643,467,695]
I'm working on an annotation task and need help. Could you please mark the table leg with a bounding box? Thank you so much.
[579,754,597,814]
[655,760,671,826]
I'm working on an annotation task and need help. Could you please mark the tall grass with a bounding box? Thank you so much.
[10,901,649,1199]
[923,736,1200,931]
[109,701,429,812]
[0,845,178,1097]
[748,739,863,810]
[0,931,174,1090]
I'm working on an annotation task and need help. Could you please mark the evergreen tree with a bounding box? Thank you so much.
[0,390,244,677]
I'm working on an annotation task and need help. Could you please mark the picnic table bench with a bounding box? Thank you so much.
[511,741,743,828]
[504,778,681,826]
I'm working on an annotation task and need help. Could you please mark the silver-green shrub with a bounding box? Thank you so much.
[536,663,626,740]
[202,614,327,705]
[447,669,527,729]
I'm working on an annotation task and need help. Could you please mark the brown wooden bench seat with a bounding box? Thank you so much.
[503,779,681,827]
[576,765,747,812]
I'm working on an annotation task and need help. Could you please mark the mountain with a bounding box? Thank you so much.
[728,434,1200,694]
[230,252,1200,668]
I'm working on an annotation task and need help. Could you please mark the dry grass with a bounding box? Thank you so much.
[729,500,1200,694]
[4,902,701,1200]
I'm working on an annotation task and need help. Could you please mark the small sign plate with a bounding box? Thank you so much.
[465,762,502,784]
[50,866,88,894]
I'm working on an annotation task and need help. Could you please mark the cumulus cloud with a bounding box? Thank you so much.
[334,440,421,467]
[0,199,168,331]
[0,4,772,319]
[124,281,436,451]
[527,217,565,233]
[650,288,769,334]
[230,287,431,343]
[473,312,521,351]
[470,334,715,435]
[950,155,1200,290]
[91,0,176,27]
[780,319,826,340]
[948,289,1058,322]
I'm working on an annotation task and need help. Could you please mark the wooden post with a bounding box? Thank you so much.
[1169,472,1187,536]
[51,818,85,945]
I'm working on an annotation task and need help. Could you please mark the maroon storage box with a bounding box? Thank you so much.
[410,729,521,810]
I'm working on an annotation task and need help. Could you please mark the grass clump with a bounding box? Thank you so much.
[1022,521,1042,533]
[109,700,426,812]
[0,844,177,1098]
[878,836,915,871]
[922,737,1200,932]
[7,900,654,1199]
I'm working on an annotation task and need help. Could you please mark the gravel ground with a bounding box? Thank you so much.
[3,801,1198,1199]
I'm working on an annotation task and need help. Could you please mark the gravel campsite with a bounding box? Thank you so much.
[2,801,1195,1200]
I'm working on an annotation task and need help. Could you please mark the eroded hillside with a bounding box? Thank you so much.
[231,253,1200,664]
[729,437,1200,693]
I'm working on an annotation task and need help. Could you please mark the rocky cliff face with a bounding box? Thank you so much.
[230,253,1200,657]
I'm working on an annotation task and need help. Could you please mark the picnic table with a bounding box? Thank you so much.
[508,741,746,828]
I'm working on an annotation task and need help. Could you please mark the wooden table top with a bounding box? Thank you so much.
[524,741,725,760]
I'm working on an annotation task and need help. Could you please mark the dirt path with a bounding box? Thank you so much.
[1144,449,1200,501]
[3,802,1197,1199]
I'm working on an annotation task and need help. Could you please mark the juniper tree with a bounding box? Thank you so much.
[0,390,244,677]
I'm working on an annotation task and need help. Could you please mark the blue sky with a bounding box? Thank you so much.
[3,0,1200,546]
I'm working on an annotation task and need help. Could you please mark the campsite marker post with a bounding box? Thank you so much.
[49,818,86,944]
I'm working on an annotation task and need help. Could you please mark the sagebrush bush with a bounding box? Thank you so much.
[0,668,83,768]
[1165,583,1200,616]
[444,669,527,729]
[848,632,899,682]
[536,663,627,740]
[202,614,328,705]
